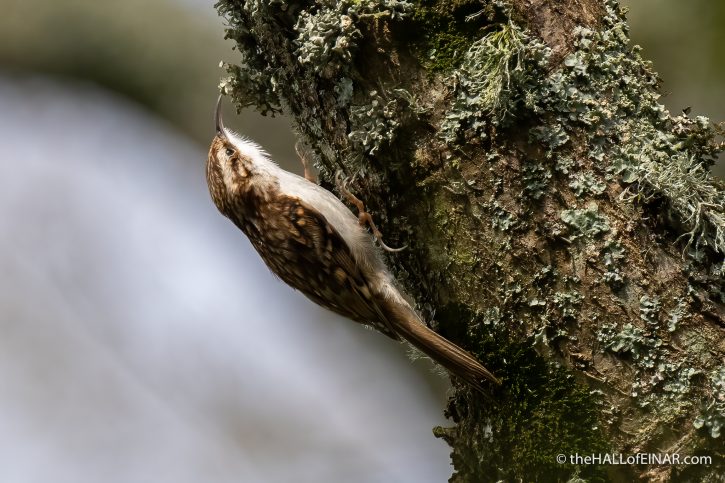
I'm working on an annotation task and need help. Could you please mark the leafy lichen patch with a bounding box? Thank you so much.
[693,366,725,439]
[440,21,549,143]
[527,1,725,259]
[560,204,610,240]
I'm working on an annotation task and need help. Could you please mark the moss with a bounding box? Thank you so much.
[411,0,492,72]
[434,306,609,482]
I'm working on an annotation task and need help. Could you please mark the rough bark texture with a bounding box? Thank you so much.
[215,0,724,481]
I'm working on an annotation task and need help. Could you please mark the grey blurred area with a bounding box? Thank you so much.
[0,0,452,482]
[0,76,451,482]
[623,0,725,176]
[624,0,725,120]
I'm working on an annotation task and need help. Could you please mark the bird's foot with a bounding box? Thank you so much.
[335,171,407,253]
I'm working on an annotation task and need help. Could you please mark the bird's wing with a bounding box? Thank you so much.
[261,195,400,340]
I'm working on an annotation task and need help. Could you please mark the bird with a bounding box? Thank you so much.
[206,95,500,392]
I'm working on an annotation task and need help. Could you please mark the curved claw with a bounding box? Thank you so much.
[376,239,408,253]
[334,171,407,253]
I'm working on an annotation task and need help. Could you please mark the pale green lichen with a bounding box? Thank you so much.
[293,0,412,79]
[625,151,725,256]
[598,322,658,366]
[601,239,625,289]
[348,90,401,155]
[294,5,360,78]
[639,295,661,328]
[216,0,411,110]
[530,123,570,154]
[218,61,283,115]
[666,298,688,332]
[560,204,610,240]
[529,0,725,257]
[216,1,285,114]
[554,156,576,175]
[569,172,606,197]
[597,297,704,411]
[552,291,583,321]
[521,162,551,200]
[440,21,549,143]
[693,366,725,439]
[491,201,516,231]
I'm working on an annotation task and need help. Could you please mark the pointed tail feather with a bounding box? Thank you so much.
[388,304,501,392]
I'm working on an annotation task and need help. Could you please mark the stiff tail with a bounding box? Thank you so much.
[389,305,501,392]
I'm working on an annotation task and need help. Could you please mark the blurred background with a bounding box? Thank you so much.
[0,1,722,482]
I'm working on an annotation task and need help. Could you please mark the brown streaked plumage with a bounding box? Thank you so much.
[206,95,501,392]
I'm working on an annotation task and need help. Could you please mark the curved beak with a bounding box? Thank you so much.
[215,94,227,139]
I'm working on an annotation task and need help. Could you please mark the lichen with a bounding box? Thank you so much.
[552,290,583,321]
[521,161,550,200]
[639,295,661,327]
[348,90,401,155]
[666,297,688,333]
[293,0,412,79]
[601,239,625,289]
[528,0,725,257]
[560,204,610,240]
[216,1,284,114]
[440,21,548,143]
[569,172,606,197]
[491,201,516,232]
[597,297,706,414]
[294,5,360,79]
[598,322,658,366]
[530,122,570,154]
[693,366,725,439]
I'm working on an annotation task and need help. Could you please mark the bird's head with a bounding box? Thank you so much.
[206,95,273,216]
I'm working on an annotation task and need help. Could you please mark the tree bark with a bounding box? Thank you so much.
[215,0,725,480]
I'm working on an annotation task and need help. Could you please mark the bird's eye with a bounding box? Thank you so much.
[225,148,235,156]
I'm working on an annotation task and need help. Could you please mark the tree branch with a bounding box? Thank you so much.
[216,0,724,480]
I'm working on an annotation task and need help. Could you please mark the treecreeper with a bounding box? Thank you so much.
[206,96,500,392]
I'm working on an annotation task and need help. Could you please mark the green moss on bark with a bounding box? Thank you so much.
[216,0,724,479]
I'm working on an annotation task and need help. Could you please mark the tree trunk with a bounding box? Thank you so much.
[215,0,725,480]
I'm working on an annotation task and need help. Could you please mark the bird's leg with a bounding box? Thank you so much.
[295,142,317,183]
[335,171,407,253]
